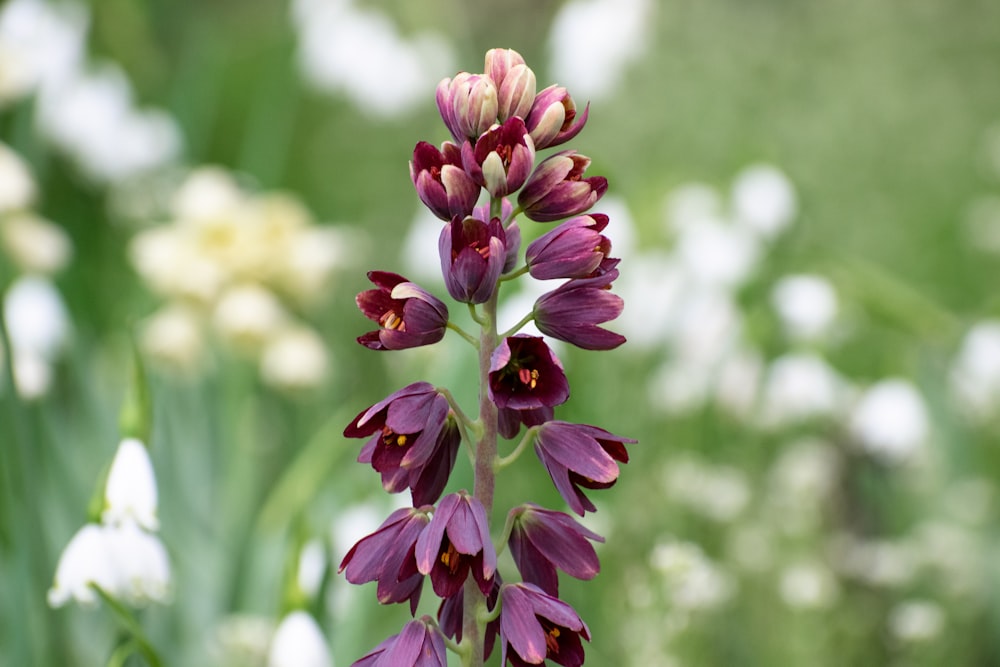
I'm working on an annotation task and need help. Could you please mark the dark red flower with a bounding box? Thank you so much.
[508,504,603,596]
[533,269,625,351]
[438,215,507,304]
[438,573,502,661]
[488,335,569,410]
[534,421,634,515]
[356,271,449,351]
[499,583,590,667]
[497,405,553,440]
[351,616,447,667]
[461,117,536,197]
[525,214,612,280]
[524,85,589,150]
[517,151,607,223]
[415,491,497,599]
[410,141,480,221]
[345,383,460,506]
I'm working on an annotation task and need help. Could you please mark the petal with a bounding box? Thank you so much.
[500,585,548,663]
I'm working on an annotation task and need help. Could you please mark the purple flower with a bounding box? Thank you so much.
[533,269,625,351]
[438,573,502,661]
[497,405,553,440]
[356,271,449,351]
[461,117,536,198]
[518,151,607,223]
[351,616,447,667]
[436,73,498,142]
[415,491,497,599]
[508,504,604,596]
[488,335,569,410]
[499,583,590,667]
[473,198,520,273]
[485,48,536,121]
[534,421,634,515]
[345,383,460,506]
[524,85,589,150]
[338,506,430,613]
[438,215,507,304]
[525,214,612,280]
[410,141,480,221]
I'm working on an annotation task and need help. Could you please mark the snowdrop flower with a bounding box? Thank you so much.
[47,524,119,607]
[731,164,798,239]
[1,212,72,275]
[848,379,929,464]
[212,284,289,352]
[771,274,839,342]
[949,319,1000,418]
[6,350,52,399]
[4,275,69,360]
[889,600,944,643]
[140,303,206,373]
[0,141,35,210]
[102,439,158,531]
[210,615,275,667]
[757,352,852,428]
[267,610,332,667]
[259,326,329,391]
[778,561,839,610]
[548,0,654,100]
[297,539,328,600]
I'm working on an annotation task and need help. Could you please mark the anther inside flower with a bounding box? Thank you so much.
[489,335,569,410]
[356,271,449,351]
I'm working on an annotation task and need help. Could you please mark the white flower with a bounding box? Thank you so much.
[297,539,327,600]
[770,274,838,341]
[1,212,72,274]
[140,303,206,372]
[47,524,119,607]
[848,379,929,464]
[3,274,69,360]
[731,164,797,239]
[267,611,332,667]
[103,439,159,531]
[0,0,87,105]
[650,539,734,611]
[949,319,1000,418]
[0,141,35,210]
[212,284,288,351]
[675,218,761,289]
[889,600,944,643]
[7,349,52,399]
[259,326,329,391]
[758,353,852,428]
[778,561,839,610]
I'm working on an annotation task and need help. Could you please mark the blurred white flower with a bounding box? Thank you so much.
[0,141,36,210]
[662,182,724,236]
[949,319,1000,419]
[280,227,350,304]
[292,0,453,118]
[731,164,797,239]
[102,438,159,531]
[171,166,245,222]
[259,326,329,391]
[648,358,711,415]
[831,535,918,589]
[1,212,72,275]
[0,0,87,105]
[650,539,734,611]
[402,206,448,284]
[268,610,331,667]
[758,352,852,428]
[778,561,839,610]
[210,614,274,667]
[675,218,761,289]
[297,539,328,600]
[663,456,751,523]
[889,600,944,643]
[548,0,653,100]
[766,438,839,535]
[848,379,929,464]
[47,524,119,607]
[7,350,52,399]
[713,347,764,419]
[615,252,685,350]
[140,304,206,373]
[129,226,224,303]
[213,284,289,352]
[771,274,839,342]
[3,274,69,360]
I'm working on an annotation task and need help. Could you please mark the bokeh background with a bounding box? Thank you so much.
[3,0,1000,665]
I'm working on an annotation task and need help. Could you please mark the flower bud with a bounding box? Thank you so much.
[439,216,507,304]
[436,73,498,142]
[461,117,535,198]
[484,48,526,88]
[518,151,607,222]
[525,213,611,279]
[409,141,480,221]
[490,54,536,121]
[525,85,589,149]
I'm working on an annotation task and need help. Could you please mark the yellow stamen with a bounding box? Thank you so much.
[545,627,561,653]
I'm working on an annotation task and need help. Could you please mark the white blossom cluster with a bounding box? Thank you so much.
[129,167,350,391]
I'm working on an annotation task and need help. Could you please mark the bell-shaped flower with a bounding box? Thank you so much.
[438,573,502,661]
[497,405,553,440]
[344,382,460,506]
[524,85,589,150]
[461,117,536,198]
[436,73,498,143]
[438,215,507,304]
[518,151,607,223]
[508,504,604,596]
[351,617,447,667]
[534,421,634,515]
[485,48,536,122]
[409,141,480,221]
[533,270,625,351]
[47,524,120,607]
[525,214,611,280]
[415,491,496,599]
[488,335,569,410]
[268,610,332,667]
[102,438,159,531]
[473,198,520,273]
[499,583,590,667]
[356,271,449,351]
[339,506,431,613]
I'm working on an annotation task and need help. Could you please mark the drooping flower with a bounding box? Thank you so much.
[351,616,447,667]
[524,85,589,150]
[534,421,634,515]
[102,438,159,531]
[518,151,607,223]
[525,214,611,280]
[533,270,626,351]
[499,583,590,667]
[497,405,553,440]
[436,73,498,143]
[267,610,332,667]
[356,271,449,351]
[339,506,431,613]
[508,504,604,596]
[438,215,507,304]
[488,335,569,410]
[485,48,536,122]
[437,573,502,661]
[409,141,480,221]
[415,491,496,599]
[461,117,536,197]
[473,198,520,273]
[344,382,460,505]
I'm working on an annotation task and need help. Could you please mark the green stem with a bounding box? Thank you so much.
[499,265,529,282]
[495,426,538,471]
[467,303,487,327]
[107,639,138,667]
[504,205,523,225]
[498,311,535,340]
[438,387,481,463]
[493,506,519,558]
[91,585,163,667]
[447,321,480,348]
